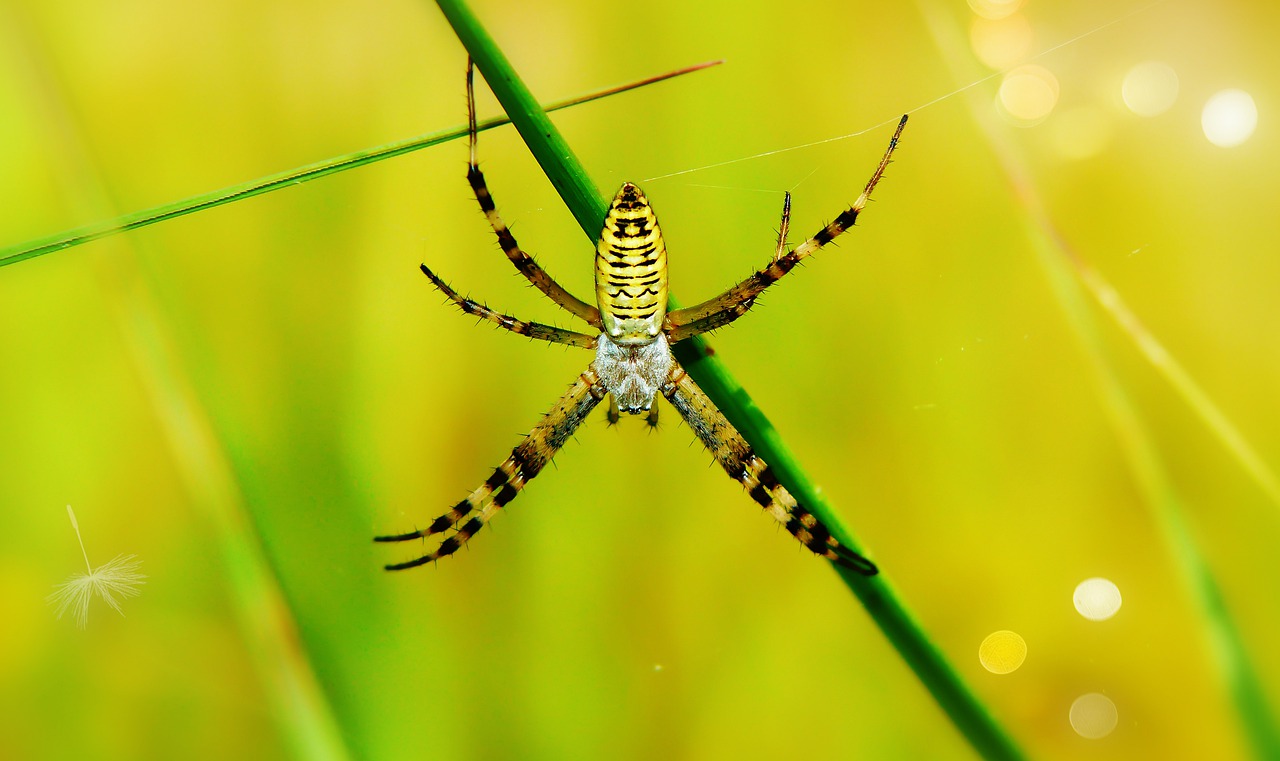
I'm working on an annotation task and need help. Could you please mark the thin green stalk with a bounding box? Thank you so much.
[435,1,1027,759]
[0,60,718,270]
[915,1,1280,756]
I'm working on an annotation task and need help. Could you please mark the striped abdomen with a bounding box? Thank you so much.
[595,183,668,345]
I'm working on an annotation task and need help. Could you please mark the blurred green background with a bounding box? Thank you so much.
[3,0,1279,758]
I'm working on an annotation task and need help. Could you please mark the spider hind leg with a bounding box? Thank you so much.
[376,368,606,570]
[661,364,877,575]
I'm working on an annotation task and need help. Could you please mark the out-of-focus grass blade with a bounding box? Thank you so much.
[13,18,353,761]
[433,1,1029,759]
[916,2,1280,757]
[1034,227,1280,761]
[0,59,719,270]
[115,268,354,761]
[1072,263,1280,511]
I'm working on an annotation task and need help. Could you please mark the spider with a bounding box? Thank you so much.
[375,61,906,575]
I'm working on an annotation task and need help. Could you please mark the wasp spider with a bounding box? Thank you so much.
[376,62,905,575]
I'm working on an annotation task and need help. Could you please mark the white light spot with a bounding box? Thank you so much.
[653,664,664,672]
[979,630,1027,674]
[1074,577,1122,621]
[998,65,1060,126]
[1122,62,1179,117]
[1070,693,1118,739]
[1202,89,1258,147]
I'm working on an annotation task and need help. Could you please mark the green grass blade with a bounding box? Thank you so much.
[435,1,1028,759]
[915,2,1280,756]
[0,60,719,270]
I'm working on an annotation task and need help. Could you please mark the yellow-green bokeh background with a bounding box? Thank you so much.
[3,0,1279,758]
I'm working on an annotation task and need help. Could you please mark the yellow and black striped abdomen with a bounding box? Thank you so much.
[595,183,668,345]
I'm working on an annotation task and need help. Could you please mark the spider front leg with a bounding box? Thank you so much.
[464,60,602,329]
[375,367,607,569]
[419,263,598,349]
[660,364,877,574]
[664,115,907,344]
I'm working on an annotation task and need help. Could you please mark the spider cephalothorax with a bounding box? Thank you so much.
[375,60,905,575]
[592,332,672,415]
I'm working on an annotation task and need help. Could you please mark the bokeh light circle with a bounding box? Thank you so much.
[970,14,1033,70]
[1122,62,1179,117]
[979,630,1027,674]
[998,65,1060,125]
[1202,89,1258,147]
[1070,693,1119,739]
[1074,577,1122,621]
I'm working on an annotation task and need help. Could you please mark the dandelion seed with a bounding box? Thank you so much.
[47,505,145,628]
